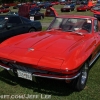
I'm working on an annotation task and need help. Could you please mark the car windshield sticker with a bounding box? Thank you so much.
[87,20,91,23]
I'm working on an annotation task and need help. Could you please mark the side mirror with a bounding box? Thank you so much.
[6,23,13,29]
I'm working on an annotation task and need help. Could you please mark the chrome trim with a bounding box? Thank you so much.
[0,63,81,80]
[0,65,10,70]
[32,73,81,80]
[8,70,15,76]
[89,52,100,66]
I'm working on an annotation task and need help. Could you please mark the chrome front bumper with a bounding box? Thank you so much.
[0,63,80,81]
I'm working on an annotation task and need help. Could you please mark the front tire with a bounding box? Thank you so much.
[73,62,89,91]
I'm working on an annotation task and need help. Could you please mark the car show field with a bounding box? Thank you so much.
[0,4,100,100]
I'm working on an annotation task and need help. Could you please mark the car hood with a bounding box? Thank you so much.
[2,30,84,54]
[0,30,85,70]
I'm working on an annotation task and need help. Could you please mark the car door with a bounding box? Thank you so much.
[91,19,100,60]
[0,16,15,42]
[7,16,28,35]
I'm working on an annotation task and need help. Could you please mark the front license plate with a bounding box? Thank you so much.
[17,70,32,81]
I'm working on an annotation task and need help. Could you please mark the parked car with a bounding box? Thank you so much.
[77,4,91,11]
[43,2,53,9]
[2,3,16,8]
[0,15,42,42]
[76,0,81,5]
[37,2,45,9]
[51,1,59,5]
[91,5,100,20]
[29,8,44,20]
[60,1,66,5]
[90,8,100,20]
[0,7,10,13]
[61,2,75,12]
[91,3,100,11]
[0,15,99,91]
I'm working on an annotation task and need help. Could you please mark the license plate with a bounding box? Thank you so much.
[17,70,32,81]
[30,16,34,21]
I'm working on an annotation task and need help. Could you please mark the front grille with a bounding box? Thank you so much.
[9,63,48,74]
[1,60,65,76]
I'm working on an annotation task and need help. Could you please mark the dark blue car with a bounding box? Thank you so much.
[29,7,44,20]
[61,2,76,12]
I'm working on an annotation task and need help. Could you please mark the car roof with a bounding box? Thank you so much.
[57,15,97,20]
[0,15,19,17]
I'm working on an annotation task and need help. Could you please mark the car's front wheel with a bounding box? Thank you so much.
[72,62,89,91]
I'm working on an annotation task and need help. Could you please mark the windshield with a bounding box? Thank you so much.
[48,17,92,33]
[0,16,8,28]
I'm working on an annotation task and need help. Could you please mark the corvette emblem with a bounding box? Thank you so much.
[28,48,34,51]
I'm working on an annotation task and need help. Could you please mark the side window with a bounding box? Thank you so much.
[7,16,22,24]
[94,20,98,32]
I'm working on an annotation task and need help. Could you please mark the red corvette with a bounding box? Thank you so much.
[77,4,91,11]
[0,7,10,13]
[0,15,100,91]
[51,1,59,5]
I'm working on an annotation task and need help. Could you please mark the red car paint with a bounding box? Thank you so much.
[0,7,10,13]
[45,7,58,17]
[77,5,91,11]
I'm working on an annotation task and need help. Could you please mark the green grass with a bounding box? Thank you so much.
[0,5,100,100]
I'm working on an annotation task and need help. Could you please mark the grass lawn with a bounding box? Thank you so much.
[0,5,100,100]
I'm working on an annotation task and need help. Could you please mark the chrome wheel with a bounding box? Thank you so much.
[81,63,88,85]
[72,62,89,91]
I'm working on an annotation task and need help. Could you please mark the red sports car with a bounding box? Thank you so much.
[0,7,10,13]
[77,4,91,11]
[0,15,100,91]
[51,1,59,5]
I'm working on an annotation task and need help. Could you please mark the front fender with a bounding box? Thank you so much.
[61,39,96,71]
